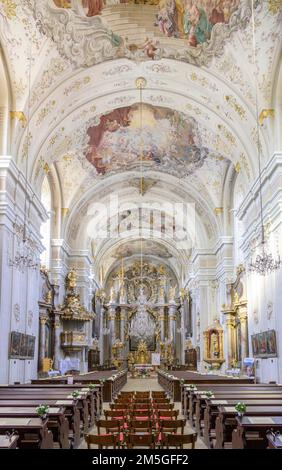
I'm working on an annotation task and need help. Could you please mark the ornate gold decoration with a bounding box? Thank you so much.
[61,208,70,217]
[0,0,17,19]
[224,95,246,120]
[66,268,77,290]
[60,270,93,321]
[203,319,225,369]
[130,177,157,195]
[235,162,241,173]
[61,331,87,350]
[45,290,52,304]
[259,108,275,125]
[236,264,246,276]
[214,207,223,215]
[39,157,50,174]
[10,111,27,127]
[135,77,147,89]
[135,340,150,364]
[268,0,282,15]
[180,288,189,300]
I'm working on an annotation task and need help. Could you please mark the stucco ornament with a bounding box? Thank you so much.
[13,303,20,322]
[266,301,273,320]
[33,0,258,68]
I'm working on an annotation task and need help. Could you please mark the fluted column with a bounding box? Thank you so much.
[238,303,249,360]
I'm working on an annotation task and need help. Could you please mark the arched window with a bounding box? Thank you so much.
[40,176,52,269]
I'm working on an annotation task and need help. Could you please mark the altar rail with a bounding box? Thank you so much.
[157,369,253,402]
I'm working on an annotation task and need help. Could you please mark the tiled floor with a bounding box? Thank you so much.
[79,377,207,449]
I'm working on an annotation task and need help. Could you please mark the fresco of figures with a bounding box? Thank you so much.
[53,0,105,16]
[85,105,209,177]
[155,0,241,45]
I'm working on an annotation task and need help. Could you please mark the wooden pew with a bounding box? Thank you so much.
[0,398,80,448]
[0,406,70,448]
[158,369,253,402]
[0,388,90,435]
[215,405,282,449]
[0,435,18,449]
[203,397,282,447]
[0,417,53,449]
[266,432,282,449]
[232,416,282,449]
[184,383,282,420]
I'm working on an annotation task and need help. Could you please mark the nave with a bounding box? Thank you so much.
[1,369,282,450]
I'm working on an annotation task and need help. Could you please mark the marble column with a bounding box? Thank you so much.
[158,307,165,342]
[120,308,126,362]
[238,302,249,360]
[39,316,47,371]
[53,313,61,370]
[223,310,236,368]
[99,306,105,365]
[168,303,177,344]
[108,304,116,362]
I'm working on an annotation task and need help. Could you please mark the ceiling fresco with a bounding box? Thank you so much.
[156,0,241,44]
[85,104,209,177]
[33,0,258,67]
[112,239,173,259]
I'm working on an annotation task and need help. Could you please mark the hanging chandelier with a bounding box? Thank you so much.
[248,0,281,276]
[9,46,38,272]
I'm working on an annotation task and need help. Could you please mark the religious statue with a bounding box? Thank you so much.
[66,268,77,290]
[136,340,149,364]
[168,284,176,302]
[155,322,161,342]
[109,285,116,303]
[203,319,224,369]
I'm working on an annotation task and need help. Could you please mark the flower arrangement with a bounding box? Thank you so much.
[204,391,213,398]
[189,384,196,390]
[139,367,147,377]
[235,402,246,416]
[71,390,80,398]
[36,404,49,418]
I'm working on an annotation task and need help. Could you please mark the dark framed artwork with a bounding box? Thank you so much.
[21,334,29,358]
[9,332,22,358]
[251,334,259,357]
[251,330,277,358]
[9,332,36,359]
[27,335,36,359]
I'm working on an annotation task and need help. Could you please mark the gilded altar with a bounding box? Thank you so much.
[203,319,225,369]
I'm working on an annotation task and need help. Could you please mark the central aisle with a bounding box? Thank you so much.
[119,376,163,392]
[80,376,207,448]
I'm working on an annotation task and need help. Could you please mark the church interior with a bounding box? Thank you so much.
[0,0,281,451]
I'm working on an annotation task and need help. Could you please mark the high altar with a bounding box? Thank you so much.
[97,261,183,368]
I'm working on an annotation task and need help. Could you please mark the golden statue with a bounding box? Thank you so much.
[66,268,77,290]
[136,340,149,364]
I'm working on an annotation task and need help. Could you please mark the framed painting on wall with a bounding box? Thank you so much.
[251,330,277,358]
[9,332,22,358]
